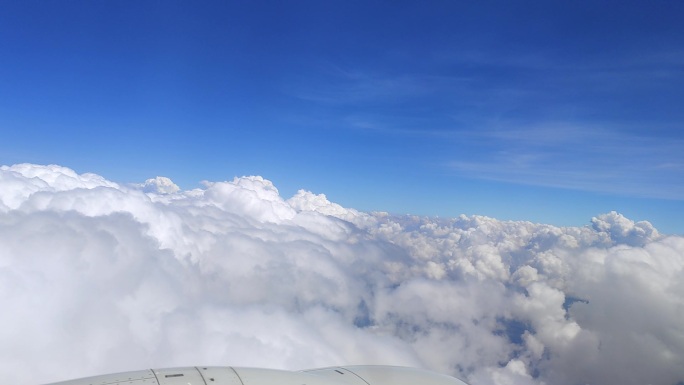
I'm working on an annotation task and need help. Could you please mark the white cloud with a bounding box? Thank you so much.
[591,211,659,246]
[1,164,683,385]
[138,177,180,194]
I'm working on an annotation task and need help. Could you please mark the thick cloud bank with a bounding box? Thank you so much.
[1,164,683,385]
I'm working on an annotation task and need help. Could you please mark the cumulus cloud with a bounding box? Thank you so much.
[0,164,683,385]
[137,177,180,194]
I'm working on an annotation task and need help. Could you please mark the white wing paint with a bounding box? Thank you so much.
[45,365,470,385]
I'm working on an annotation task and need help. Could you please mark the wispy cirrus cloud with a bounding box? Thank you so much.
[448,123,684,199]
[286,69,458,106]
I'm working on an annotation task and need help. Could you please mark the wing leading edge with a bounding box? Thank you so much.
[45,365,469,385]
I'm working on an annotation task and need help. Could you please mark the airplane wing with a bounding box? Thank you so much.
[44,365,470,385]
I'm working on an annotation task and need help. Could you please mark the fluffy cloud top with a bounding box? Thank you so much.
[0,164,682,385]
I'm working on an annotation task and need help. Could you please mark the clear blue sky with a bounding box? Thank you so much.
[1,1,683,233]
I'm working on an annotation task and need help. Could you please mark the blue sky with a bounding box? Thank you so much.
[1,1,683,233]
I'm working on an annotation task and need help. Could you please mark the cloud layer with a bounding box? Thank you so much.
[1,164,682,385]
